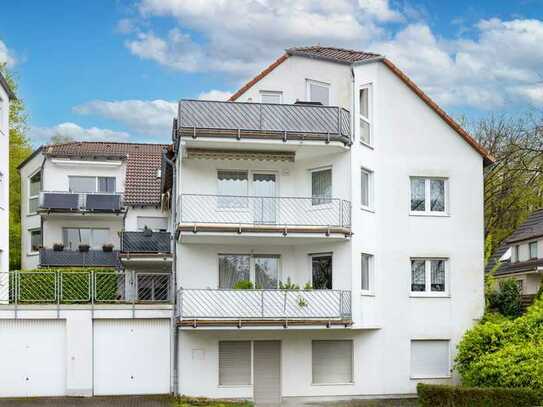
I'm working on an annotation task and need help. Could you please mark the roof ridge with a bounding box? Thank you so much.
[287,45,380,56]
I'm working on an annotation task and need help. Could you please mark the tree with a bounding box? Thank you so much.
[49,134,74,144]
[0,64,32,270]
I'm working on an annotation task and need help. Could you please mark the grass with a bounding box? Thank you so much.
[174,396,252,407]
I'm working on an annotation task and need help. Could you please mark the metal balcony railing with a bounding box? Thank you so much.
[0,271,173,305]
[39,249,121,268]
[178,100,352,144]
[39,191,123,212]
[176,288,352,321]
[120,231,171,254]
[180,194,352,230]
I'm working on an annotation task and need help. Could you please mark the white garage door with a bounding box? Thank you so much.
[93,319,170,395]
[0,319,66,397]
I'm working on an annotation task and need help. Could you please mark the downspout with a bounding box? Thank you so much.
[164,119,179,396]
[39,155,47,254]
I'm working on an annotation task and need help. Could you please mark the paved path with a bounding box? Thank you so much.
[0,396,172,407]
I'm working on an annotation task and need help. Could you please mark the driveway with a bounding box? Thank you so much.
[0,396,172,407]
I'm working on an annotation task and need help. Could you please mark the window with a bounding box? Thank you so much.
[514,245,520,262]
[137,216,168,231]
[219,254,280,289]
[312,340,353,384]
[260,91,282,104]
[359,86,371,145]
[360,168,373,209]
[30,229,41,253]
[516,279,524,293]
[311,253,332,289]
[307,79,330,106]
[410,177,447,215]
[69,176,116,193]
[410,340,450,378]
[529,241,538,259]
[219,341,252,386]
[29,171,41,213]
[361,253,373,293]
[63,228,110,250]
[411,258,448,295]
[217,170,248,209]
[311,168,332,206]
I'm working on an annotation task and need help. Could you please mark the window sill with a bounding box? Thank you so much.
[409,293,450,299]
[361,292,375,297]
[311,382,354,387]
[360,206,375,213]
[27,252,40,257]
[409,212,449,218]
[410,375,452,380]
[360,141,374,150]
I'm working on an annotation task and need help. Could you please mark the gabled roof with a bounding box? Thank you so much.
[505,209,543,244]
[0,71,16,100]
[229,45,495,166]
[24,141,167,206]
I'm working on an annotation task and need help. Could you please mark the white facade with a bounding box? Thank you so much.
[173,53,487,402]
[0,76,11,276]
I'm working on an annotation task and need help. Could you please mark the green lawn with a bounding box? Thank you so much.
[173,396,418,406]
[174,396,252,407]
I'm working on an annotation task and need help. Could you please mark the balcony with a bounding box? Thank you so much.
[178,99,351,146]
[119,231,172,262]
[177,288,352,328]
[178,194,352,238]
[0,270,173,305]
[39,248,121,268]
[39,191,123,213]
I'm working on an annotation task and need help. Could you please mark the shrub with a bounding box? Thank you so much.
[487,278,522,318]
[417,384,542,407]
[278,278,299,290]
[456,296,543,390]
[233,280,253,289]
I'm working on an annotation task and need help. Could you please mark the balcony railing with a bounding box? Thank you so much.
[0,271,173,304]
[120,231,171,254]
[179,194,352,233]
[39,191,123,212]
[178,100,351,145]
[177,288,352,325]
[40,249,121,268]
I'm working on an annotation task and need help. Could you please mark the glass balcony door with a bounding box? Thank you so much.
[252,173,276,224]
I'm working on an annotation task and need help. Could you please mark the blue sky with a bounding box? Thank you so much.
[1,0,543,145]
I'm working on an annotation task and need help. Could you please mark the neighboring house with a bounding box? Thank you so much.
[165,46,494,403]
[0,72,15,294]
[486,209,543,296]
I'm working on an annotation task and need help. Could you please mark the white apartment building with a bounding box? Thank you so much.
[2,45,493,403]
[168,46,494,404]
[0,72,14,276]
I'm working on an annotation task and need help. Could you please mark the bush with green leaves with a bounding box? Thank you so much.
[233,280,254,289]
[456,295,543,390]
[487,278,522,318]
[417,383,542,407]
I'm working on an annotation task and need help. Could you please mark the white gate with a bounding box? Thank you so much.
[93,319,170,395]
[0,319,66,397]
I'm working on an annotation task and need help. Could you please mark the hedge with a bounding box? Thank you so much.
[417,384,542,407]
[10,268,119,303]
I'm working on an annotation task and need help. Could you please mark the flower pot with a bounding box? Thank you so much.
[78,244,90,252]
[102,244,114,252]
[53,243,64,252]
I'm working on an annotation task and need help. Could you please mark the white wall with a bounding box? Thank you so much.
[42,216,123,249]
[0,85,9,274]
[125,206,169,232]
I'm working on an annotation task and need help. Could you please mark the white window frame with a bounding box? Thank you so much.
[309,166,333,207]
[361,253,374,295]
[513,244,520,262]
[28,169,41,215]
[409,177,449,216]
[29,228,42,255]
[360,167,374,211]
[259,90,283,104]
[218,253,282,289]
[68,176,116,193]
[529,241,538,260]
[306,79,331,106]
[410,257,449,297]
[359,84,372,147]
[410,339,451,379]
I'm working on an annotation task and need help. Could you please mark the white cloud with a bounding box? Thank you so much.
[30,122,130,143]
[73,99,177,136]
[197,89,232,101]
[0,40,16,68]
[358,0,402,22]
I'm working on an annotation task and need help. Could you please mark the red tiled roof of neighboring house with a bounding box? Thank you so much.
[44,141,167,206]
[229,45,495,165]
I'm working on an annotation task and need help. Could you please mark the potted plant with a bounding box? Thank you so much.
[78,243,90,252]
[53,243,64,252]
[102,243,114,252]
[142,226,153,237]
[233,280,254,289]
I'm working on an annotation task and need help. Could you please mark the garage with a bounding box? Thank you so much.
[0,319,66,397]
[93,319,171,395]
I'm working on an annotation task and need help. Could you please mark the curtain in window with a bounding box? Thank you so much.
[312,169,332,205]
[410,178,425,211]
[361,254,371,291]
[312,255,332,289]
[217,171,248,208]
[219,255,250,288]
[98,177,116,193]
[411,260,426,291]
[431,260,445,292]
[430,180,445,212]
[255,255,279,289]
[361,170,370,207]
[63,228,109,249]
